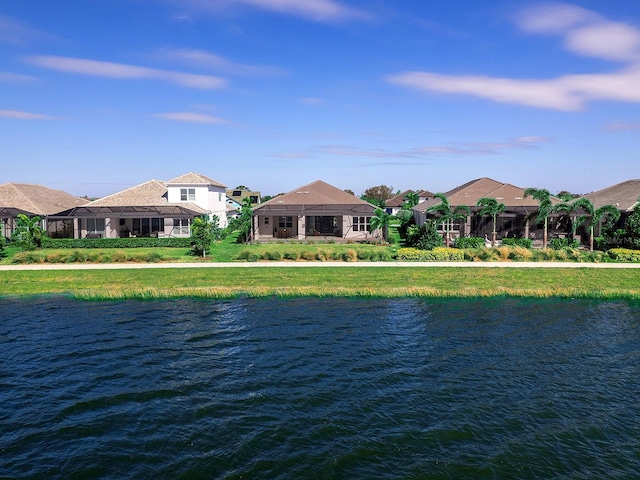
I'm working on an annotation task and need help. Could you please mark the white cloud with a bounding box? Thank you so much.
[0,15,43,45]
[27,56,227,89]
[176,0,369,23]
[153,112,228,124]
[162,48,284,76]
[0,72,37,83]
[0,109,59,120]
[603,121,640,132]
[388,4,640,111]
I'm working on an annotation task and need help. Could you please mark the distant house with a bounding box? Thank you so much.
[0,182,88,239]
[61,172,227,238]
[251,180,378,241]
[226,188,261,205]
[413,177,563,240]
[583,179,640,234]
[385,189,434,215]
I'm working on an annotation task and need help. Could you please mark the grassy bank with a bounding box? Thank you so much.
[2,267,640,300]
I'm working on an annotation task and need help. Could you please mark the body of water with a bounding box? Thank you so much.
[1,297,639,479]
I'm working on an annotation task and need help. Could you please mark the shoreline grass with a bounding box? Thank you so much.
[3,267,640,301]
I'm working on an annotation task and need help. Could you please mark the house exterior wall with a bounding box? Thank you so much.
[167,184,228,228]
[253,214,377,241]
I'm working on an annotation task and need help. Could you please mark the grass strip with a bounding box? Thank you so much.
[2,267,640,300]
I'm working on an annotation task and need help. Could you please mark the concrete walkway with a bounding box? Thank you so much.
[2,261,640,270]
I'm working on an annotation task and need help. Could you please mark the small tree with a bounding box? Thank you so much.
[425,193,471,247]
[369,208,393,243]
[12,214,45,251]
[623,197,640,249]
[476,197,506,247]
[406,220,443,250]
[361,185,394,208]
[190,215,220,258]
[569,197,621,251]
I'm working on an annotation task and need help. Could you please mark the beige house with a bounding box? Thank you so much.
[0,183,88,239]
[62,172,227,238]
[252,180,379,241]
[413,177,564,241]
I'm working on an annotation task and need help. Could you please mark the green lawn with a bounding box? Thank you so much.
[2,266,640,300]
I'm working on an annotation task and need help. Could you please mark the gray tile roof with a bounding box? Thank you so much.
[585,179,640,212]
[166,172,226,188]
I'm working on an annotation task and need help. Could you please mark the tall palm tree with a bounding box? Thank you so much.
[425,193,471,247]
[369,207,393,243]
[476,197,506,247]
[524,187,553,249]
[570,198,621,251]
[551,199,587,240]
[402,192,420,210]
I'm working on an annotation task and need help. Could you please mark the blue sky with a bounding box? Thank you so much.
[1,1,639,198]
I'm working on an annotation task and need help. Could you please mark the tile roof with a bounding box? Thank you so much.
[256,180,373,208]
[0,182,88,215]
[166,172,226,188]
[585,179,640,212]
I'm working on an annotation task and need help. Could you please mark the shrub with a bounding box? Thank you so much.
[266,250,283,261]
[608,248,640,262]
[396,247,463,261]
[236,250,251,260]
[549,238,580,250]
[508,246,534,261]
[356,250,371,260]
[454,237,484,249]
[41,237,192,249]
[342,249,357,262]
[501,238,533,248]
[301,251,316,261]
[406,221,443,250]
[283,251,299,261]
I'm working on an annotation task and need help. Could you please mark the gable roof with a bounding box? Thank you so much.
[386,189,435,208]
[253,180,376,215]
[166,172,226,188]
[413,177,552,213]
[0,182,88,216]
[585,179,640,212]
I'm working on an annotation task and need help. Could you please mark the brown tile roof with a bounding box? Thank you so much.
[414,177,552,213]
[386,189,435,207]
[585,179,640,212]
[166,172,226,188]
[256,180,372,208]
[0,182,88,215]
[86,179,207,213]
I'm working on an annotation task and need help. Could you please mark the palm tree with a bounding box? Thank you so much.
[425,193,471,247]
[402,192,420,210]
[476,197,506,247]
[551,198,587,240]
[524,187,553,249]
[12,213,44,250]
[570,198,621,251]
[369,207,393,243]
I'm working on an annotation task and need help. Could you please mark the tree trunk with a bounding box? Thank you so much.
[543,217,548,249]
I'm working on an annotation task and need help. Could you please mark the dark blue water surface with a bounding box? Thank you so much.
[1,297,640,479]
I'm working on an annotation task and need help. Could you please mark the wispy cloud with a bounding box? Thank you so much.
[26,55,228,89]
[603,121,640,131]
[0,15,46,45]
[0,109,60,120]
[299,97,326,107]
[387,3,640,111]
[161,48,284,76]
[153,112,229,124]
[0,72,38,83]
[176,0,370,23]
[316,136,547,159]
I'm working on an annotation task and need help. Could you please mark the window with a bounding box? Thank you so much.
[265,217,269,225]
[180,188,196,201]
[233,190,242,196]
[173,218,191,235]
[86,218,105,233]
[132,218,164,236]
[353,216,370,232]
[250,195,258,203]
[279,216,293,228]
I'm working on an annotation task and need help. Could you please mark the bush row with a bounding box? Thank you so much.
[12,250,165,264]
[608,248,640,262]
[396,247,465,261]
[235,248,392,262]
[41,237,192,249]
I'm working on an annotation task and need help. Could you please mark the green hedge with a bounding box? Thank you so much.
[396,247,464,261]
[501,238,533,248]
[608,248,640,262]
[41,237,192,249]
[549,238,580,250]
[454,237,484,249]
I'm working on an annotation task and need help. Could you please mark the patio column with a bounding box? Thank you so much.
[297,216,304,240]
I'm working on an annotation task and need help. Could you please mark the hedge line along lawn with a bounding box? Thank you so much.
[2,267,640,300]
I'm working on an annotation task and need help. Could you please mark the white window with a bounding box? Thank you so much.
[353,216,370,232]
[172,218,191,235]
[180,188,196,201]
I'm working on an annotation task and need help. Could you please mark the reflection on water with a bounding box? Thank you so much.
[1,297,639,479]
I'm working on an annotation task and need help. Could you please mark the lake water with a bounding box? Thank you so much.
[1,297,639,479]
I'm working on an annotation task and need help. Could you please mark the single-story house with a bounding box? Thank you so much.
[0,182,88,239]
[251,180,379,241]
[583,179,640,234]
[385,189,434,215]
[413,177,565,241]
[59,172,228,238]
